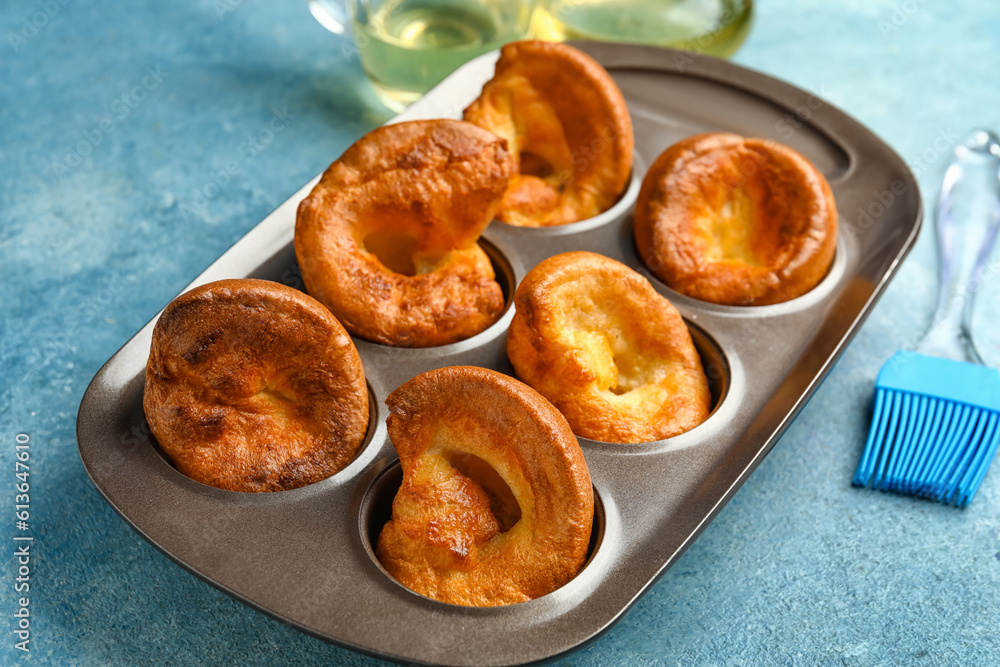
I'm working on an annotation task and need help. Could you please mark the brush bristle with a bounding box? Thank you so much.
[853,388,1000,506]
[853,351,1000,506]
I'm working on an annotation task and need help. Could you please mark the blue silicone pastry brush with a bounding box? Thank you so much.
[853,129,1000,506]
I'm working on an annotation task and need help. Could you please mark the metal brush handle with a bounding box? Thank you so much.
[917,129,1000,364]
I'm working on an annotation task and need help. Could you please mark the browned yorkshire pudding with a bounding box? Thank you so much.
[143,279,369,492]
[634,132,838,306]
[295,119,515,347]
[463,40,633,227]
[507,252,711,443]
[376,366,593,606]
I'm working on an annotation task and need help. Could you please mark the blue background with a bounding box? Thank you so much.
[2,0,999,664]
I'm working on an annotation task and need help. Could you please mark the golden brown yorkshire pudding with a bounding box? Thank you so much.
[376,366,593,606]
[507,252,711,444]
[634,132,838,306]
[295,119,515,347]
[463,40,633,227]
[143,279,369,492]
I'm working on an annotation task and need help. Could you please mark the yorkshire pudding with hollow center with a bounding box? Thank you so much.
[143,279,369,492]
[463,40,633,227]
[295,119,515,347]
[375,366,593,606]
[634,132,838,306]
[507,252,711,443]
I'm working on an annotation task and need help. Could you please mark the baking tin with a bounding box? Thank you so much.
[77,42,922,666]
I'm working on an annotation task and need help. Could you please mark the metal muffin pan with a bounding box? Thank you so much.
[77,42,922,666]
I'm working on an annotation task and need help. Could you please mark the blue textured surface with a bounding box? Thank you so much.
[3,1,1000,665]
